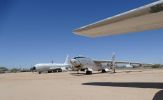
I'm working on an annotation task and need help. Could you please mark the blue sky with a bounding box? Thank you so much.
[0,0,163,68]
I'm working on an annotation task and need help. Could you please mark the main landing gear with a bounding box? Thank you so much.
[86,71,92,75]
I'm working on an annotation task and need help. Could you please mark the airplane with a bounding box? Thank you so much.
[73,0,163,37]
[31,55,71,74]
[124,64,134,68]
[70,53,144,75]
[116,63,134,68]
[70,56,111,75]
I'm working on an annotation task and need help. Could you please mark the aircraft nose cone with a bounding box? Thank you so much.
[70,59,80,67]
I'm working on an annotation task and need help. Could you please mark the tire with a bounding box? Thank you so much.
[86,71,92,75]
[102,69,107,73]
[48,71,52,73]
[38,72,41,74]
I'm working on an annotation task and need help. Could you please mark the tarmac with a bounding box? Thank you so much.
[0,69,163,100]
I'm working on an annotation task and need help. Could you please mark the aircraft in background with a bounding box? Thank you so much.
[70,54,145,75]
[31,55,71,74]
[124,64,134,68]
[73,0,163,37]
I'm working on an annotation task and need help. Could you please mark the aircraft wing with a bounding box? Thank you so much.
[73,0,163,37]
[94,60,143,65]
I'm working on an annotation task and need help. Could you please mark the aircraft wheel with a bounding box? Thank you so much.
[48,71,52,73]
[86,71,92,75]
[38,72,41,74]
[102,69,107,73]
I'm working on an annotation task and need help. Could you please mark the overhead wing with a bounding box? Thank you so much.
[73,0,163,37]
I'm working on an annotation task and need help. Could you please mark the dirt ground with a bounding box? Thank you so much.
[0,69,163,100]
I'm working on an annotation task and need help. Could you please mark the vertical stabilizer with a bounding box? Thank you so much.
[112,52,116,73]
[64,55,70,64]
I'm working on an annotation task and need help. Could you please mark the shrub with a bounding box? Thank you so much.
[10,68,20,73]
[151,64,161,68]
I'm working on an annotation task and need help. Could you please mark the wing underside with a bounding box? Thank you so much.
[74,1,163,37]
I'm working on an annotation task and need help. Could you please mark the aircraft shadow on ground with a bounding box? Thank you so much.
[70,73,103,76]
[120,70,142,73]
[70,73,86,76]
[70,72,111,76]
[70,70,142,76]
[82,82,163,89]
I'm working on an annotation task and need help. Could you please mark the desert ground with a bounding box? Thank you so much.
[0,69,163,100]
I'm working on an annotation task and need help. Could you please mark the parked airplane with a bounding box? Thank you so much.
[31,55,71,74]
[70,54,143,75]
[123,64,134,68]
[73,0,163,37]
[116,63,134,68]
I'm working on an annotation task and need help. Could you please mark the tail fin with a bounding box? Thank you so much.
[64,55,70,64]
[112,52,116,63]
[112,52,116,73]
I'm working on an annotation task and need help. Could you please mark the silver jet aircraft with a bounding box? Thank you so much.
[31,55,71,74]
[70,54,143,75]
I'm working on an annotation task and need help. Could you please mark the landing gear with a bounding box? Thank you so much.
[48,71,52,73]
[86,71,92,75]
[58,69,62,72]
[101,69,107,73]
[38,71,41,74]
[113,68,116,73]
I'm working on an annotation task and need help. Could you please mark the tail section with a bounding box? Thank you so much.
[112,52,116,64]
[112,52,116,73]
[64,55,70,64]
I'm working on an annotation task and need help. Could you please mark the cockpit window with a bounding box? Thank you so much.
[74,57,86,59]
